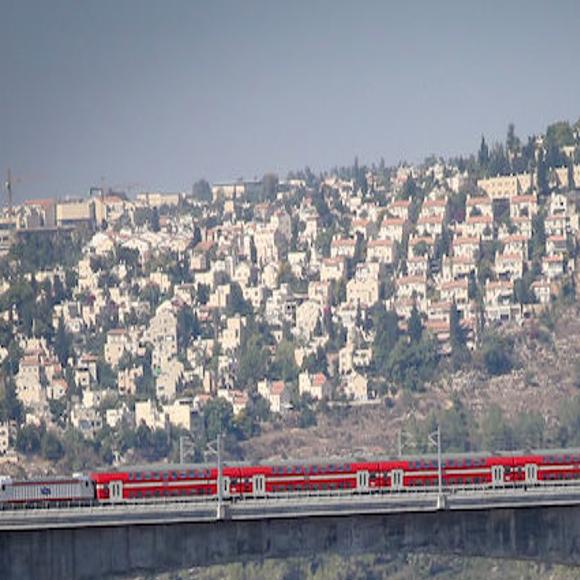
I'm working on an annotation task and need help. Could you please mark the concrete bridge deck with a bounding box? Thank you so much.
[1,484,580,579]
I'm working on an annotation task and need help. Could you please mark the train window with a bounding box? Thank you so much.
[136,473,142,481]
[144,473,151,481]
[466,459,472,467]
[345,464,351,471]
[162,473,168,481]
[312,466,318,474]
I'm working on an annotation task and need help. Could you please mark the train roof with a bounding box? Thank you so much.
[91,447,580,474]
[0,474,89,483]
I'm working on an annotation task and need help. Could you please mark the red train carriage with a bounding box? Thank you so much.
[91,465,241,501]
[88,447,580,504]
[511,451,580,484]
[253,461,382,495]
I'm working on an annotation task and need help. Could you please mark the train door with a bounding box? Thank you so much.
[109,481,123,501]
[491,466,505,486]
[252,474,266,498]
[391,469,404,491]
[525,464,538,485]
[222,477,231,498]
[357,470,370,492]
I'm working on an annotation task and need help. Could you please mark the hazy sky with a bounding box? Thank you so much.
[1,0,579,201]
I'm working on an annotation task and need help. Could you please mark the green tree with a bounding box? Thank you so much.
[192,179,212,202]
[372,306,400,375]
[536,149,549,195]
[439,398,472,452]
[0,377,23,422]
[197,283,210,305]
[262,173,279,201]
[97,359,117,389]
[150,207,161,232]
[203,398,234,442]
[479,406,514,451]
[557,396,580,447]
[386,336,439,392]
[41,430,65,461]
[270,339,299,383]
[16,424,42,454]
[177,306,201,352]
[530,213,546,259]
[408,305,423,343]
[506,123,520,156]
[449,302,470,368]
[54,316,73,367]
[294,394,317,428]
[228,282,253,316]
[513,412,545,449]
[480,333,515,376]
[478,135,490,172]
[302,346,328,375]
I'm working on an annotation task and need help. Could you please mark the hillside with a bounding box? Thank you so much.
[240,302,580,463]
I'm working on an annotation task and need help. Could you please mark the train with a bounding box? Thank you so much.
[2,448,580,506]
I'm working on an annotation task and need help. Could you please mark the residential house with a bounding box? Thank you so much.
[321,257,347,282]
[135,399,168,430]
[366,239,396,265]
[330,238,357,259]
[298,372,332,400]
[344,372,368,402]
[257,380,292,414]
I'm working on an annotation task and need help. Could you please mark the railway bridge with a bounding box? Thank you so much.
[1,487,580,579]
